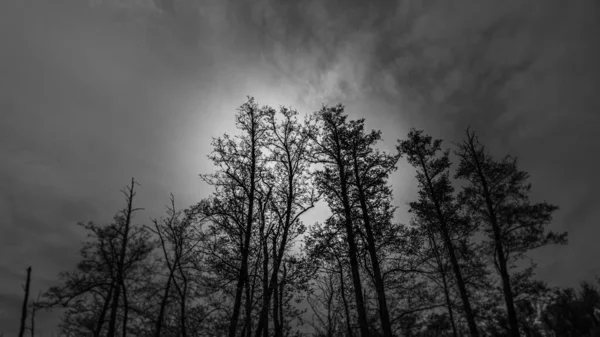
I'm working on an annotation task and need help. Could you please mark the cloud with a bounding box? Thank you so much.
[0,0,598,333]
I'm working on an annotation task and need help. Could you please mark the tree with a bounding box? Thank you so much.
[347,119,399,337]
[305,219,355,337]
[18,266,32,337]
[306,105,370,337]
[454,128,567,336]
[542,280,600,336]
[398,129,480,337]
[200,97,271,337]
[44,179,155,337]
[106,178,144,337]
[254,106,317,337]
[149,195,203,337]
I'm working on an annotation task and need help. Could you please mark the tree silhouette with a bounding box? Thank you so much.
[454,128,567,337]
[253,106,317,337]
[398,129,480,337]
[33,98,588,337]
[18,266,31,337]
[44,179,155,336]
[306,105,371,337]
[200,97,271,337]
[347,119,399,337]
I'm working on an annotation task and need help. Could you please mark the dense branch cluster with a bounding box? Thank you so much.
[19,98,599,337]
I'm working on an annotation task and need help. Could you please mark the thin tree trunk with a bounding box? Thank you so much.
[418,156,479,337]
[108,178,137,337]
[440,264,458,337]
[18,266,31,337]
[176,260,189,337]
[180,279,188,337]
[121,279,129,337]
[338,164,370,337]
[351,149,393,337]
[243,266,253,337]
[272,237,281,337]
[107,282,122,337]
[30,302,35,337]
[228,117,258,337]
[466,138,519,337]
[95,283,114,337]
[255,179,294,337]
[279,263,286,335]
[261,209,270,337]
[495,228,519,337]
[154,271,174,337]
[426,223,458,337]
[336,258,354,337]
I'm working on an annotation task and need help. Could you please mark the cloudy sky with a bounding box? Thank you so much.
[1,0,599,334]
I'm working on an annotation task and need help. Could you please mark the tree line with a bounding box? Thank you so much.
[14,97,600,336]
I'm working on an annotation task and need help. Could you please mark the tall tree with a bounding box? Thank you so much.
[254,106,317,337]
[107,178,144,337]
[347,119,398,337]
[454,128,567,337]
[398,129,479,337]
[201,97,270,337]
[306,105,370,337]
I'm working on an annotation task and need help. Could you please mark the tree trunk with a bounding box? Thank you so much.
[108,178,137,337]
[30,302,35,337]
[154,271,174,337]
[418,156,479,337]
[338,163,370,337]
[337,259,354,337]
[95,283,114,337]
[107,283,121,337]
[279,264,286,335]
[467,139,520,337]
[243,266,253,337]
[180,280,188,337]
[261,211,270,337]
[121,279,129,337]
[175,260,189,337]
[228,120,258,337]
[441,265,458,337]
[18,266,31,337]
[351,149,393,337]
[272,237,281,337]
[255,175,294,337]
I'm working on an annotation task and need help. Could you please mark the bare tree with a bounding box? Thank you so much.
[43,179,154,337]
[18,266,32,337]
[150,195,203,337]
[107,178,144,337]
[200,97,271,337]
[306,105,370,337]
[254,106,317,337]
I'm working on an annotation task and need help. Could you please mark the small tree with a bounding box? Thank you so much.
[44,179,155,337]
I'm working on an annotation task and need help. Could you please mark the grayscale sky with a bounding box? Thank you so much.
[1,0,598,334]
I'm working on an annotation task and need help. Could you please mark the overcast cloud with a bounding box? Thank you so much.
[1,0,599,334]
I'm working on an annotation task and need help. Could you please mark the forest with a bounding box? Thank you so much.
[12,98,600,337]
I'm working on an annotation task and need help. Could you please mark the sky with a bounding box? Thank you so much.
[1,0,599,334]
